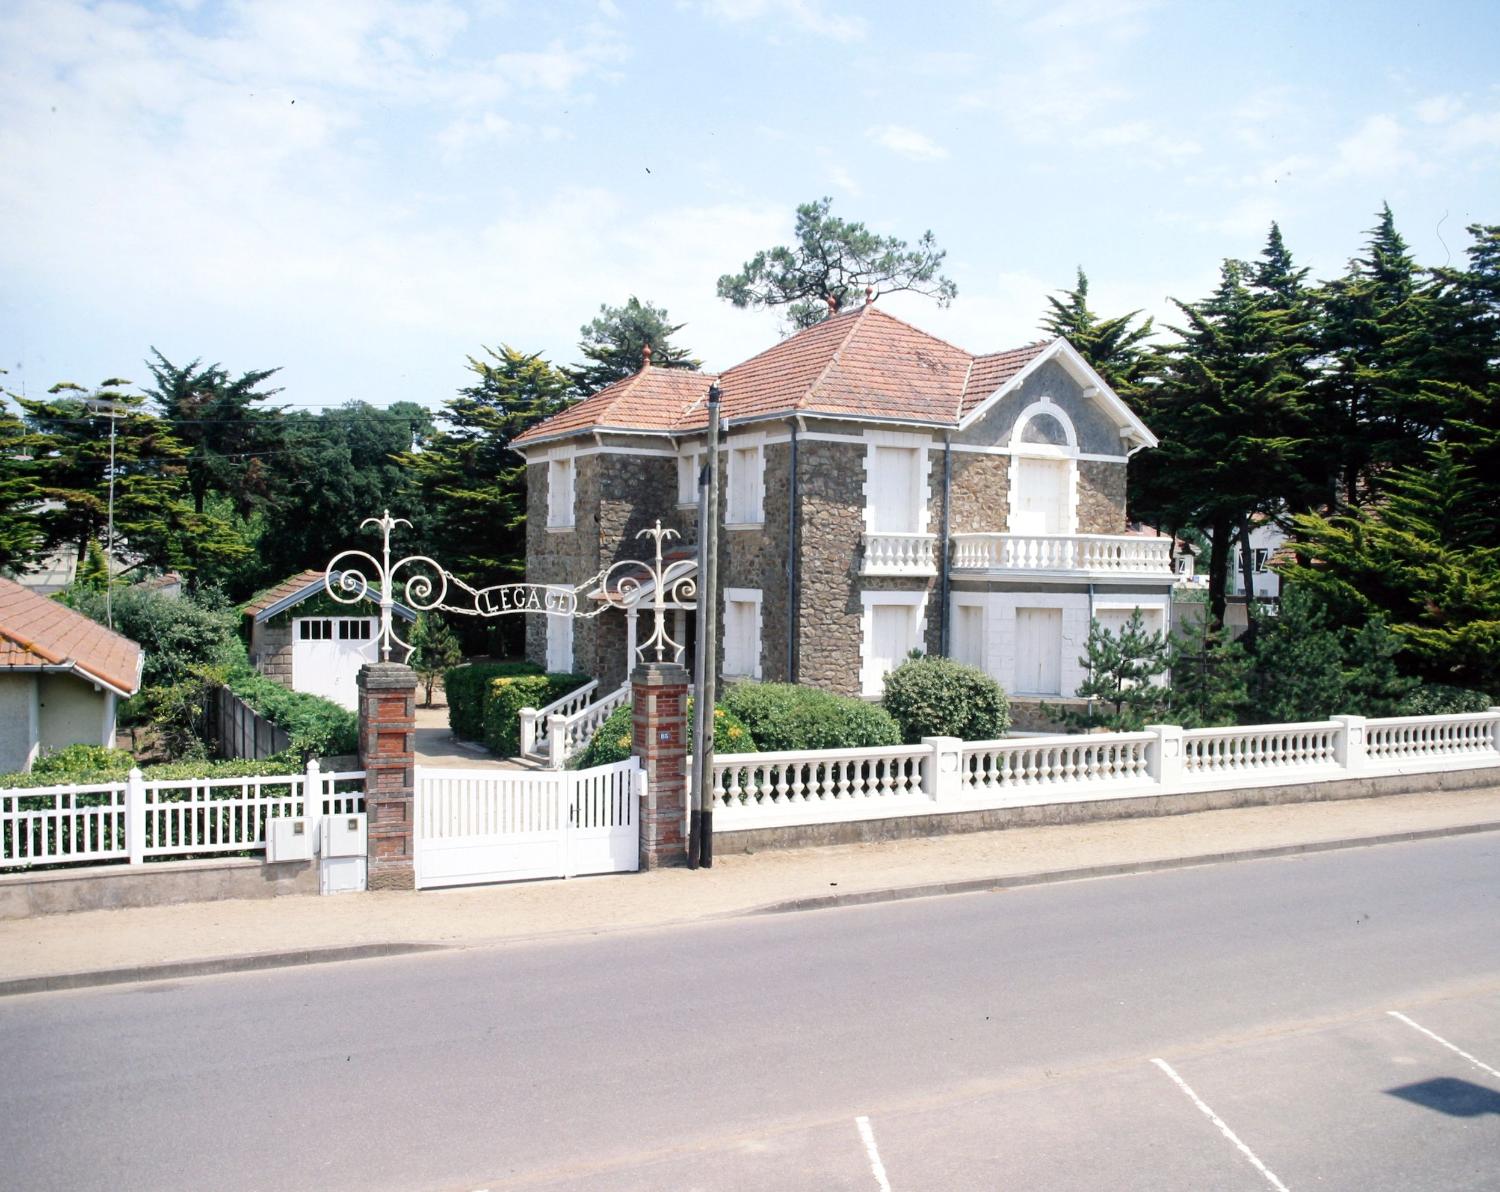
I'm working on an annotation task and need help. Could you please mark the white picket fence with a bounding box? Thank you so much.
[709,709,1500,831]
[0,761,366,871]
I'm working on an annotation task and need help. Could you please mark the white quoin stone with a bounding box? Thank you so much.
[1145,724,1183,786]
[1332,715,1367,773]
[921,736,965,801]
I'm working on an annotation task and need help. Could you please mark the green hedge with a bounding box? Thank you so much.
[1398,684,1494,715]
[881,656,1011,743]
[445,661,544,741]
[221,662,358,758]
[719,682,901,751]
[577,700,757,768]
[0,747,309,791]
[481,672,591,757]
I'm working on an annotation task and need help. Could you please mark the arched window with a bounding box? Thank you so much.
[1009,399,1078,535]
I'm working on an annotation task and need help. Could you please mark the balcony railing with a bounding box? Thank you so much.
[951,533,1174,576]
[861,532,938,576]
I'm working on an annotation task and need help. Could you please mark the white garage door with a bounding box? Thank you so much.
[293,617,379,710]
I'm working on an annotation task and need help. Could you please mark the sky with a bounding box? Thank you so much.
[2,0,1498,413]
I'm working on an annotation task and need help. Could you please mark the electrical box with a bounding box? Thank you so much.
[323,813,367,858]
[266,816,313,863]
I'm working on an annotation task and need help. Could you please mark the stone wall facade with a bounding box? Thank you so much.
[947,451,1010,534]
[249,621,293,685]
[1077,460,1128,534]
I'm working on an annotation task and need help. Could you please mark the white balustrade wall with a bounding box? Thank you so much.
[711,709,1500,832]
[520,680,600,758]
[951,532,1174,574]
[1,761,366,871]
[860,532,938,576]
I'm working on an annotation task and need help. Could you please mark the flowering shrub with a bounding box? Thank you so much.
[576,700,757,768]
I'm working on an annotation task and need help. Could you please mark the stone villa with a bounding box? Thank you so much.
[513,302,1175,722]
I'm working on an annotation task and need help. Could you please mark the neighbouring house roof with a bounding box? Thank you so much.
[512,304,1155,448]
[0,577,144,697]
[241,570,417,624]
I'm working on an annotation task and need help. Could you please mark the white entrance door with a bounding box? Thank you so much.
[1014,607,1063,695]
[1012,457,1070,534]
[292,617,379,710]
[414,760,640,889]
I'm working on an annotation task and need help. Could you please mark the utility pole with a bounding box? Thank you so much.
[85,397,123,631]
[689,383,721,869]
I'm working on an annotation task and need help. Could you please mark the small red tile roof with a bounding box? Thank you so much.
[0,578,144,696]
[241,569,328,618]
[512,306,1059,446]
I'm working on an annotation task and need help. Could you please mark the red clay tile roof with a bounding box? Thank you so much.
[512,306,1061,445]
[241,569,328,618]
[0,578,144,696]
[513,366,721,445]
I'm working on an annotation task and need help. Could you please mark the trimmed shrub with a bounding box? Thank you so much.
[480,672,591,757]
[881,656,1011,743]
[445,660,544,741]
[576,700,757,769]
[0,751,309,791]
[1398,684,1494,715]
[223,662,359,758]
[719,682,901,751]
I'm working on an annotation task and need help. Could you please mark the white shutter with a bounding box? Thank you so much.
[871,446,920,533]
[547,615,573,673]
[1014,608,1062,695]
[1014,458,1068,534]
[954,604,985,670]
[548,458,574,528]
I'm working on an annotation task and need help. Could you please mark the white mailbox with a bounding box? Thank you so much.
[266,816,313,862]
[323,813,367,858]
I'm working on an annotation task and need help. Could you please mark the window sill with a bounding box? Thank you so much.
[545,524,575,533]
[724,521,764,532]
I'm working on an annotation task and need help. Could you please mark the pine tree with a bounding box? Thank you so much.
[1280,453,1500,686]
[0,389,46,572]
[408,613,463,706]
[17,380,246,579]
[405,347,571,596]
[1317,204,1450,506]
[1342,614,1418,716]
[717,197,957,330]
[1040,268,1155,394]
[144,349,284,517]
[1248,586,1349,722]
[1050,610,1170,731]
[568,297,698,397]
[1166,623,1253,727]
[1129,233,1322,628]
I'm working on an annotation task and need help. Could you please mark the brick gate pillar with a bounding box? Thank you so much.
[632,660,689,870]
[357,661,418,890]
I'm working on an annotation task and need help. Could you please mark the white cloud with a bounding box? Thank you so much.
[866,124,948,161]
[693,0,865,42]
[1329,114,1413,179]
[1415,94,1463,125]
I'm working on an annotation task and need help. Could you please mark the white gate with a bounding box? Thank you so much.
[413,760,641,889]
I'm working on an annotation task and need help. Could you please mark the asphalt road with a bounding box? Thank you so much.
[3,833,1499,1191]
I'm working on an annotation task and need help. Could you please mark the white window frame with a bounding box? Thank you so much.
[861,429,932,535]
[722,587,763,679]
[859,589,928,697]
[725,435,765,528]
[1006,397,1079,536]
[546,450,575,532]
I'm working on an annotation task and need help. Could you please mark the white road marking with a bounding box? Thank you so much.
[854,1115,893,1192]
[1388,1010,1500,1081]
[1151,1058,1292,1192]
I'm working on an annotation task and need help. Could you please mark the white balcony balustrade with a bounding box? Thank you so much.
[860,532,938,576]
[950,532,1174,576]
